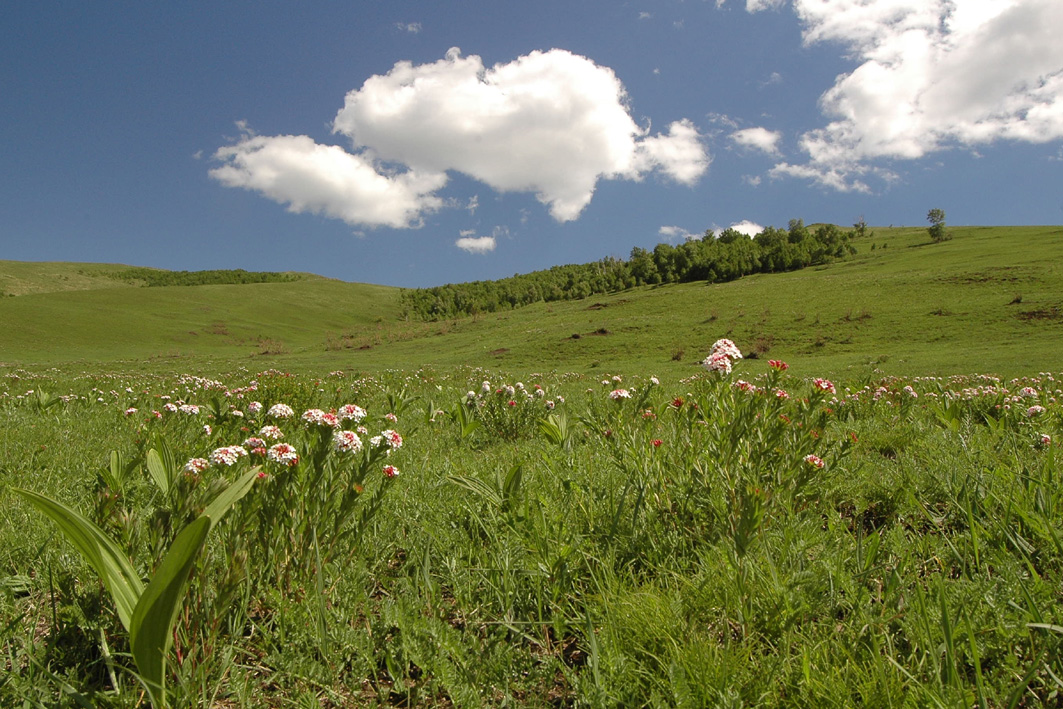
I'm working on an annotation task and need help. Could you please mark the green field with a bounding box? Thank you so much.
[2,225,1061,377]
[2,226,1063,706]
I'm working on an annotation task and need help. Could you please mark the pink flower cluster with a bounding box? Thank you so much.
[332,430,363,454]
[804,454,825,469]
[267,443,299,466]
[210,445,248,467]
[609,388,631,401]
[302,408,340,428]
[702,339,743,375]
[267,403,295,419]
[813,378,836,395]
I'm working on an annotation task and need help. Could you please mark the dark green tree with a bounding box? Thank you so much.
[927,208,948,242]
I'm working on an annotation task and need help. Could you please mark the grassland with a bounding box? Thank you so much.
[2,225,1061,378]
[2,228,1063,706]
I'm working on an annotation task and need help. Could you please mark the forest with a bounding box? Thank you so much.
[401,220,858,320]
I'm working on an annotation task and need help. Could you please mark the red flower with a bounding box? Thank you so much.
[652,439,663,448]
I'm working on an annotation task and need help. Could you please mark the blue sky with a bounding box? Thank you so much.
[2,0,1061,288]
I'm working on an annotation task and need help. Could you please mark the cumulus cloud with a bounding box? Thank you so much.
[332,47,709,222]
[213,48,708,229]
[455,235,496,254]
[748,0,1063,190]
[731,126,782,154]
[209,132,446,228]
[714,220,764,236]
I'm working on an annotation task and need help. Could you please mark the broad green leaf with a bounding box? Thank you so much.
[448,474,502,507]
[146,449,169,496]
[129,516,210,708]
[100,450,125,493]
[201,466,261,527]
[12,488,143,632]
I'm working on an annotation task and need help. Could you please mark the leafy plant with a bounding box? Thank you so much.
[12,467,259,707]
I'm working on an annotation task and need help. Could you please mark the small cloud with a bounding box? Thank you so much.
[730,220,764,236]
[761,71,782,87]
[658,225,699,242]
[395,22,422,33]
[459,229,476,238]
[639,11,652,20]
[455,235,496,254]
[652,67,661,75]
[673,19,685,29]
[742,174,762,187]
[466,195,479,214]
[731,126,782,155]
[191,149,204,160]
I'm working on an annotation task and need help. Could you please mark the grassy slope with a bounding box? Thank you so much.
[2,225,1061,376]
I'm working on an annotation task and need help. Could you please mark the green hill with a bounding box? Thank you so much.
[1,225,1061,377]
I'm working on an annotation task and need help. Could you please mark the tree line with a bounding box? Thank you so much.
[100,267,304,287]
[401,220,856,321]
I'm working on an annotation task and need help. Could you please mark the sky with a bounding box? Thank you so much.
[2,0,1062,288]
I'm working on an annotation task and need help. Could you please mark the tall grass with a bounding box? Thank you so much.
[1,359,1061,705]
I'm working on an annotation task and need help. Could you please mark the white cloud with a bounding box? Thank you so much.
[714,220,764,236]
[639,11,652,20]
[209,133,446,228]
[213,48,708,229]
[658,225,700,241]
[455,234,497,254]
[731,126,782,154]
[332,47,709,222]
[396,22,422,33]
[748,0,1063,190]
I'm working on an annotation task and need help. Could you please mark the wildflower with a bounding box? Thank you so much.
[775,389,790,400]
[813,378,836,395]
[203,424,212,436]
[247,401,263,415]
[210,446,248,467]
[267,403,295,419]
[336,404,366,422]
[734,380,755,393]
[302,408,339,428]
[804,454,825,469]
[768,360,789,371]
[651,439,663,448]
[508,400,517,407]
[671,397,685,409]
[267,443,299,467]
[642,409,656,420]
[1020,387,1039,398]
[609,388,631,401]
[710,338,743,360]
[1040,433,1052,447]
[383,464,400,478]
[466,390,477,401]
[1027,405,1046,417]
[903,385,918,398]
[163,402,178,413]
[546,400,555,409]
[371,429,403,452]
[385,412,398,423]
[183,458,210,474]
[243,436,266,450]
[332,430,363,454]
[179,403,200,415]
[124,407,138,416]
[259,424,284,440]
[650,376,660,386]
[702,351,733,374]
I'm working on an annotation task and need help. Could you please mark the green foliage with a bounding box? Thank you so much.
[106,267,303,287]
[3,364,1063,705]
[401,218,857,320]
[928,208,949,242]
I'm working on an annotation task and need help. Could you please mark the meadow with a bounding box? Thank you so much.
[1,225,1063,706]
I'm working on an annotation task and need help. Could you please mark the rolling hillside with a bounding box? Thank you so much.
[1,225,1061,377]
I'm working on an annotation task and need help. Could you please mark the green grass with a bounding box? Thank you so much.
[2,225,1061,377]
[1,365,1061,706]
